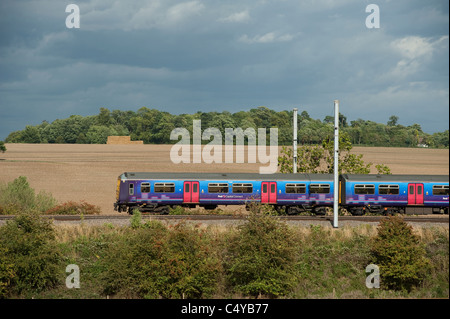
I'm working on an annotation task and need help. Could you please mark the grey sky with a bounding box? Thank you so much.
[0,0,448,140]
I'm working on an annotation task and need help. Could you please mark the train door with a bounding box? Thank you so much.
[183,181,199,203]
[408,183,424,205]
[261,182,277,204]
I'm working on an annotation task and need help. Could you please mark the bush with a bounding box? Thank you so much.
[0,211,62,295]
[101,220,221,298]
[129,208,142,228]
[224,212,298,297]
[44,201,101,215]
[0,246,15,298]
[0,176,57,215]
[370,216,431,291]
[293,225,372,298]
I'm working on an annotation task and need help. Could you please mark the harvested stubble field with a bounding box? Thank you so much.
[1,143,448,215]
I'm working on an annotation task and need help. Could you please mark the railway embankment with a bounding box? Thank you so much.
[0,210,448,299]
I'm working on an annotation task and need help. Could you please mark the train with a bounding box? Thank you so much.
[114,172,449,215]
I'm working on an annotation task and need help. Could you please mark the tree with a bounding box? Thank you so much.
[324,113,347,127]
[86,125,118,144]
[97,107,112,126]
[370,216,430,291]
[387,115,399,126]
[300,111,311,122]
[278,132,391,174]
[224,212,298,297]
[0,141,6,153]
[21,126,41,143]
[75,133,87,144]
[4,131,23,143]
[430,130,449,148]
[3,107,447,149]
[153,114,175,143]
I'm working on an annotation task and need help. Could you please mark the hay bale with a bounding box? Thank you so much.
[107,136,143,145]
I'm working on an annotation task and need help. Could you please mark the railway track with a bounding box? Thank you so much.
[0,214,448,224]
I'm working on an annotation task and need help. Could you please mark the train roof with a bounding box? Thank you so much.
[119,172,449,183]
[341,174,449,183]
[120,172,334,181]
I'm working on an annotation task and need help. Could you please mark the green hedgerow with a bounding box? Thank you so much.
[101,220,221,299]
[223,212,299,298]
[370,216,431,291]
[0,245,15,298]
[0,211,63,295]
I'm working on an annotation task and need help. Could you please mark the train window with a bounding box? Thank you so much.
[433,185,449,196]
[208,183,229,193]
[129,183,134,195]
[154,182,175,193]
[262,184,268,193]
[270,184,276,193]
[232,183,253,193]
[354,184,375,195]
[286,183,306,194]
[141,182,150,193]
[193,183,198,193]
[379,184,399,195]
[310,184,330,194]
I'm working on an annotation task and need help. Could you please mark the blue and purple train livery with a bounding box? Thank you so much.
[114,172,449,215]
[340,174,449,215]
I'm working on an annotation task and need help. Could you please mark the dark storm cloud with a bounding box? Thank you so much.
[0,0,448,140]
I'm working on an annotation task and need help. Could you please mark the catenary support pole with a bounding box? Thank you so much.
[333,100,339,228]
[293,108,298,174]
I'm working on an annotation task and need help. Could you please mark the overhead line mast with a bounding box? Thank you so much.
[293,108,298,174]
[333,100,339,228]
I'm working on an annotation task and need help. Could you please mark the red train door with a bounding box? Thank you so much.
[408,183,424,205]
[183,181,199,203]
[261,182,277,204]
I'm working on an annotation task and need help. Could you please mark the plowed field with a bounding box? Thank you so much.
[1,144,448,214]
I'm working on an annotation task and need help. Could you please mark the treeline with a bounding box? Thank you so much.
[4,106,449,148]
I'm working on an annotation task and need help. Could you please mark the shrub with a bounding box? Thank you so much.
[101,220,221,298]
[130,208,142,228]
[169,205,187,215]
[45,201,101,215]
[293,225,372,298]
[144,221,222,298]
[224,212,298,297]
[0,176,57,215]
[0,210,63,295]
[0,246,15,298]
[370,216,431,291]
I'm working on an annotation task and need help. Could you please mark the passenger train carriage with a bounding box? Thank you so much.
[114,172,449,215]
[340,174,449,215]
